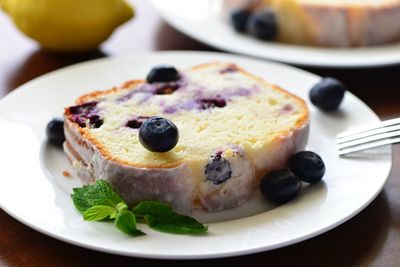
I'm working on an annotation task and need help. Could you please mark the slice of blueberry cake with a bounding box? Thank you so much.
[63,62,309,214]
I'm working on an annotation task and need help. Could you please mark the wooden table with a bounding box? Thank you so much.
[1,1,399,266]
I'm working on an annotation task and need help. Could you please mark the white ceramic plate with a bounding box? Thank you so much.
[0,51,391,259]
[151,0,400,68]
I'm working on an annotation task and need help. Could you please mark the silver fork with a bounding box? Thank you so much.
[336,117,400,156]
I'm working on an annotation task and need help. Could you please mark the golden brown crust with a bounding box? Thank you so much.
[75,80,145,104]
[64,62,309,169]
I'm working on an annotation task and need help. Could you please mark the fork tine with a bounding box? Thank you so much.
[337,124,400,144]
[337,131,400,149]
[336,117,400,139]
[336,117,400,156]
[337,136,400,156]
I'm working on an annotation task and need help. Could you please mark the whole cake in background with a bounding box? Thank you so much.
[226,0,400,47]
[63,63,309,214]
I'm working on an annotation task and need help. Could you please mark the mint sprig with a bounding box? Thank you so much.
[72,179,123,211]
[71,180,208,236]
[71,180,142,236]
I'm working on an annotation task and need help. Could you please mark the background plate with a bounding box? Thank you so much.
[151,0,400,68]
[0,51,392,259]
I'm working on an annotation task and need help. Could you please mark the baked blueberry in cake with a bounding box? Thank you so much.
[63,62,309,214]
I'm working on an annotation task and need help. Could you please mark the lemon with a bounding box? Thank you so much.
[0,0,134,52]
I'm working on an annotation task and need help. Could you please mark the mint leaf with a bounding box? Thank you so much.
[146,213,208,234]
[83,205,117,221]
[71,184,93,213]
[115,202,128,212]
[132,201,208,234]
[71,180,124,213]
[83,180,124,207]
[132,201,173,217]
[115,210,144,236]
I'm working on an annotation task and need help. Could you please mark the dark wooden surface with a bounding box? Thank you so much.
[1,1,400,266]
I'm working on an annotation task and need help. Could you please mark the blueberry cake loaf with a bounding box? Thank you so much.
[63,63,309,214]
[227,0,400,46]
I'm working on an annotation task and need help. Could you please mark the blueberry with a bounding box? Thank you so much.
[309,78,346,111]
[69,101,97,115]
[46,117,65,146]
[146,65,179,83]
[289,151,325,183]
[205,154,232,185]
[126,116,150,129]
[220,64,239,74]
[139,117,179,152]
[199,98,227,109]
[260,169,301,204]
[247,9,278,40]
[68,102,103,128]
[87,115,103,129]
[154,84,180,95]
[230,8,250,33]
[71,115,86,127]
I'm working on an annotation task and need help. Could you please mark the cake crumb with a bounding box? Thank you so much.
[62,170,72,178]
